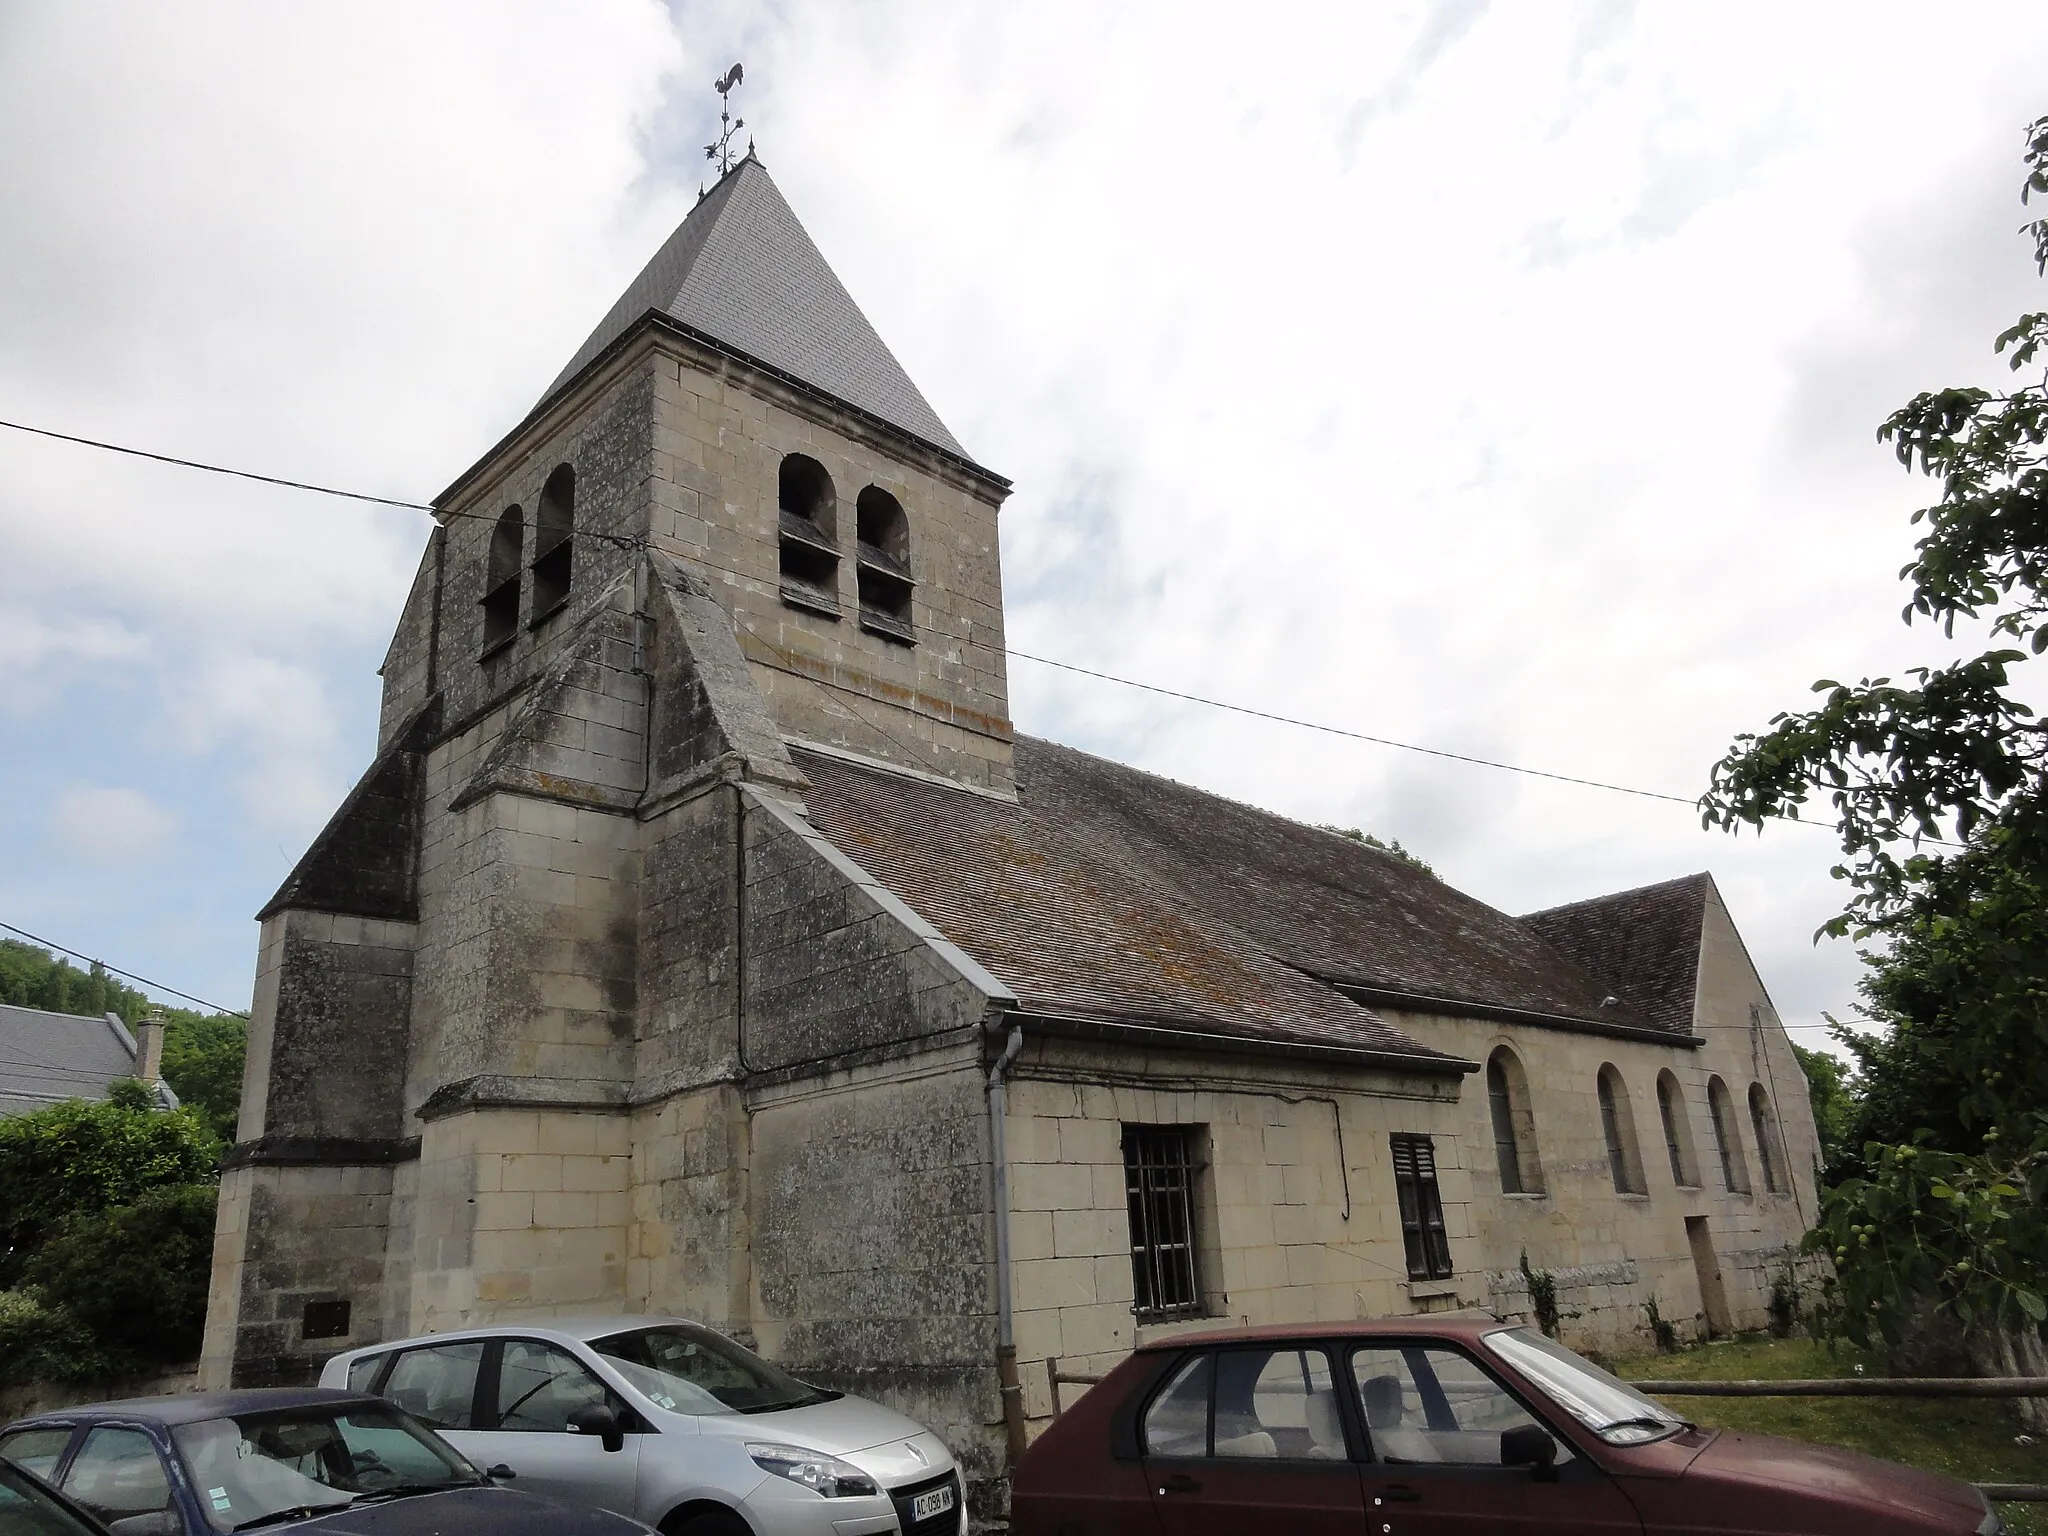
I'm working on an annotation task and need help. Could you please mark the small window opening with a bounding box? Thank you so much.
[302,1299,351,1340]
[1707,1076,1751,1194]
[1390,1133,1453,1280]
[481,506,523,654]
[1123,1124,1205,1319]
[777,454,839,615]
[530,464,574,624]
[1748,1084,1787,1194]
[854,486,914,643]
[1485,1047,1544,1195]
[1657,1070,1699,1187]
[1597,1065,1647,1194]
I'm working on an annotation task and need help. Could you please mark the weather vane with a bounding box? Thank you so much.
[705,63,749,178]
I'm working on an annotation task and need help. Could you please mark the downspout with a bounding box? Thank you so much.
[986,1017,1027,1469]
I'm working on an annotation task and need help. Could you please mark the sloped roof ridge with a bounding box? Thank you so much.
[537,155,968,459]
[1520,870,1714,923]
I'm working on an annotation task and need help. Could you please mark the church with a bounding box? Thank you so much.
[200,152,1821,1516]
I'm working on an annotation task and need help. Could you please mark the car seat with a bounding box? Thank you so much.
[1359,1374,1440,1464]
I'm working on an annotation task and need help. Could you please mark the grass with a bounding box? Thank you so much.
[1607,1336,2046,1535]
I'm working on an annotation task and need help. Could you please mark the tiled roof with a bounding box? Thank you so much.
[790,737,1697,1063]
[540,157,968,459]
[0,1004,174,1117]
[1520,874,1710,1038]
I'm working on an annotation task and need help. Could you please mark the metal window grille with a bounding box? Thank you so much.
[1597,1073,1633,1193]
[1659,1080,1688,1185]
[1749,1094,1781,1194]
[1709,1085,1747,1193]
[1486,1060,1523,1194]
[1389,1134,1453,1280]
[1123,1125,1203,1318]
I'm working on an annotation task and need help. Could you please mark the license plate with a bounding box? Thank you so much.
[911,1484,955,1522]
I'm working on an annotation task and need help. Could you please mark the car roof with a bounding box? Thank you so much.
[346,1315,699,1351]
[8,1387,383,1429]
[1133,1316,1515,1352]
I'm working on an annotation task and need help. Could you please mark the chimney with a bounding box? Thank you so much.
[135,1008,165,1087]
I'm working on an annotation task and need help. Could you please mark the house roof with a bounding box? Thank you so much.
[0,1004,176,1117]
[1520,874,1711,1038]
[538,156,969,460]
[791,737,1698,1065]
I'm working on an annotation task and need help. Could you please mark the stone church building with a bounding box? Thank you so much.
[201,154,1820,1511]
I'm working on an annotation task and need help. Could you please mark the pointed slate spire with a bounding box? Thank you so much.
[542,157,967,459]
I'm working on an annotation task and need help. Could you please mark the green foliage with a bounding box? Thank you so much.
[22,1185,218,1372]
[1792,1044,1857,1176]
[0,937,246,1141]
[0,1289,117,1388]
[1642,1293,1679,1353]
[1767,1266,1803,1339]
[1320,826,1436,876]
[0,1090,219,1287]
[1701,114,2048,1354]
[1519,1251,1561,1338]
[1804,1136,2048,1348]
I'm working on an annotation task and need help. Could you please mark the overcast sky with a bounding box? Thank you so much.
[3,3,2046,1053]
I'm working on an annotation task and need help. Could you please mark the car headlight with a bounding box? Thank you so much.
[746,1443,880,1498]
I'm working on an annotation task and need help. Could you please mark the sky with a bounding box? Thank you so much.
[2,3,2046,1056]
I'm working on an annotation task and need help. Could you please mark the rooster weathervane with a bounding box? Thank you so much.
[705,63,750,179]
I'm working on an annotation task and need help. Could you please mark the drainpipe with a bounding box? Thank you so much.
[986,1017,1027,1469]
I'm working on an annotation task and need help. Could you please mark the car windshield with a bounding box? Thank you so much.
[0,1460,104,1536]
[591,1324,838,1416]
[1485,1327,1689,1444]
[170,1404,481,1531]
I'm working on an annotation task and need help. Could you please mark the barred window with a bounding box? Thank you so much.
[1390,1134,1453,1280]
[1123,1125,1203,1319]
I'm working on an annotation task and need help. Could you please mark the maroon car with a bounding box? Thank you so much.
[1012,1318,2004,1536]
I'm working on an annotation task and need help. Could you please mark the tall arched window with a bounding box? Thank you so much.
[777,454,839,612]
[1748,1084,1788,1194]
[1484,1047,1544,1195]
[530,464,574,622]
[1707,1076,1751,1194]
[1656,1070,1699,1187]
[1596,1065,1647,1194]
[481,506,523,653]
[855,485,914,643]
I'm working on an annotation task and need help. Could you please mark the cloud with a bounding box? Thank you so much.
[53,785,175,863]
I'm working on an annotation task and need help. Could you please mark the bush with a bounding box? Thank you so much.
[22,1185,218,1371]
[0,1289,118,1388]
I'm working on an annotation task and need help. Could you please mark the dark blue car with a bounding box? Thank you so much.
[0,1387,655,1535]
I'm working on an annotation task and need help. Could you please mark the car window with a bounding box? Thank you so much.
[493,1340,612,1432]
[382,1340,485,1430]
[1140,1353,1212,1458]
[346,1352,390,1394]
[57,1427,173,1524]
[0,1459,105,1536]
[1213,1347,1347,1461]
[0,1428,73,1480]
[1352,1345,1569,1468]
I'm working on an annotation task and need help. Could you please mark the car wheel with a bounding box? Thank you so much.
[665,1507,750,1536]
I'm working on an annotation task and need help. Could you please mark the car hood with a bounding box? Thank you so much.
[696,1393,953,1475]
[295,1486,649,1534]
[1685,1430,1987,1528]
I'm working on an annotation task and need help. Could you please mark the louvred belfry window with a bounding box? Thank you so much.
[1390,1134,1453,1280]
[1123,1125,1203,1319]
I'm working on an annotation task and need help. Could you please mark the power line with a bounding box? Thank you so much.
[0,921,248,1017]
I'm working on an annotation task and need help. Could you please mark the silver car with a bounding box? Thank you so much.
[317,1318,963,1536]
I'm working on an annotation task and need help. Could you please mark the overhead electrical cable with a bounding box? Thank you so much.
[0,920,249,1017]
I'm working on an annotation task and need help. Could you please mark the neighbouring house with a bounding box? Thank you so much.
[201,151,1820,1517]
[0,1004,176,1117]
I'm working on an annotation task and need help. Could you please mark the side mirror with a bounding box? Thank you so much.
[107,1514,181,1536]
[485,1463,517,1482]
[568,1402,624,1454]
[1500,1424,1558,1481]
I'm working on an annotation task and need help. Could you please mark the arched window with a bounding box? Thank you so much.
[1484,1047,1544,1195]
[1748,1084,1788,1194]
[1707,1076,1751,1194]
[481,506,523,653]
[1596,1065,1647,1194]
[855,486,914,643]
[530,464,574,622]
[1656,1070,1699,1187]
[777,454,839,612]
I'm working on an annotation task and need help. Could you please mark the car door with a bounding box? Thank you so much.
[1349,1343,1640,1536]
[1142,1345,1368,1536]
[0,1424,77,1483]
[455,1337,642,1516]
[55,1424,186,1533]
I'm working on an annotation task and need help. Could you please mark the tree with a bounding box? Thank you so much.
[1792,1043,1856,1176]
[1702,114,2048,1355]
[1320,826,1436,876]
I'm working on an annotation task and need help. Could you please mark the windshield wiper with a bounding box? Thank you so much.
[232,1501,355,1530]
[347,1482,473,1502]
